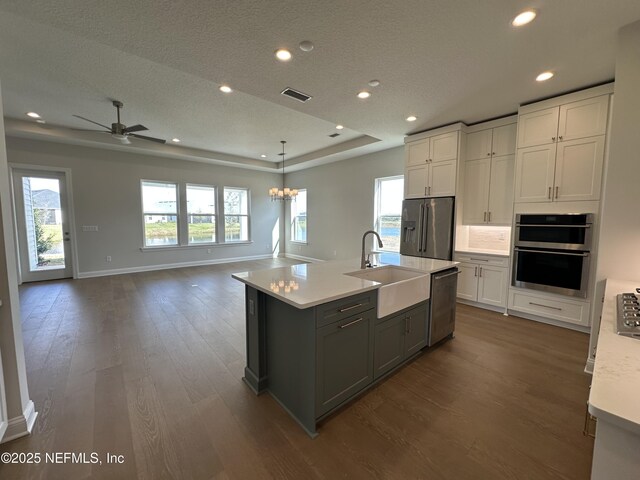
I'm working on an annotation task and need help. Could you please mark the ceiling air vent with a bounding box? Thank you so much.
[328,133,340,138]
[280,87,312,103]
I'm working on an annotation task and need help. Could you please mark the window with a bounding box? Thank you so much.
[290,189,307,243]
[224,187,250,242]
[142,181,178,246]
[374,176,404,252]
[187,185,216,244]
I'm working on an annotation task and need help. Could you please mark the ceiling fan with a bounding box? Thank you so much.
[73,100,166,145]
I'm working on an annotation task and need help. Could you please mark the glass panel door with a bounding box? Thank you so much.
[12,170,73,282]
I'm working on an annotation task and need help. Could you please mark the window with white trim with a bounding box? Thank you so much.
[224,187,250,242]
[142,180,178,247]
[187,184,216,244]
[290,189,307,243]
[374,176,404,252]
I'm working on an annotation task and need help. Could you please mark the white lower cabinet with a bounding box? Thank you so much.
[455,253,509,309]
[508,288,590,327]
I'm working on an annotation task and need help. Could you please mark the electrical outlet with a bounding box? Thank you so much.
[333,250,337,257]
[105,256,112,262]
[207,248,211,254]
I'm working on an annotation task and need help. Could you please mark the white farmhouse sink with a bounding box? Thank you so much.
[345,266,431,318]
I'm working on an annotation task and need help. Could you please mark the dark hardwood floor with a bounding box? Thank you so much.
[0,258,594,479]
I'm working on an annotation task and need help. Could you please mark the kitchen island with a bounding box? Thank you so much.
[232,253,458,436]
[588,279,640,479]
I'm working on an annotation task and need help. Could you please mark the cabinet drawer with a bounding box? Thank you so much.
[316,291,376,328]
[508,289,590,326]
[454,253,509,268]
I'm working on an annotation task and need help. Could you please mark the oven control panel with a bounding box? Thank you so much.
[616,291,640,338]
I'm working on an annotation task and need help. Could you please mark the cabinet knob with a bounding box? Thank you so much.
[559,135,563,141]
[552,136,556,142]
[492,152,495,155]
[487,153,491,156]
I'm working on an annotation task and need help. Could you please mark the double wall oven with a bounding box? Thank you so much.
[512,213,593,298]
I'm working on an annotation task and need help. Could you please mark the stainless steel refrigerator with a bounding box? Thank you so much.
[399,197,454,260]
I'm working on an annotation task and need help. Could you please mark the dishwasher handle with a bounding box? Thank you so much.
[433,269,460,281]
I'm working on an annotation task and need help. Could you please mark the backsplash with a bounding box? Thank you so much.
[467,226,511,251]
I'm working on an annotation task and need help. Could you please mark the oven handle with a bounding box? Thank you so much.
[515,224,591,228]
[514,247,589,257]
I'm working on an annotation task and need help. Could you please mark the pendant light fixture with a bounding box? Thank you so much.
[269,140,298,201]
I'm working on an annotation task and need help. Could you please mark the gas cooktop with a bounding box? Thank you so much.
[616,289,640,339]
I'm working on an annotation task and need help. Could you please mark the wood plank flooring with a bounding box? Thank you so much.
[0,258,594,479]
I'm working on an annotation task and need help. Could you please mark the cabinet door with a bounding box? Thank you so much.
[373,315,405,379]
[406,139,430,166]
[404,303,428,357]
[430,132,458,163]
[462,158,490,224]
[492,123,517,157]
[316,311,374,416]
[553,136,605,202]
[514,144,557,203]
[405,165,429,198]
[456,263,478,301]
[465,130,492,161]
[487,155,514,225]
[429,159,457,197]
[517,107,559,148]
[477,266,508,308]
[557,95,609,142]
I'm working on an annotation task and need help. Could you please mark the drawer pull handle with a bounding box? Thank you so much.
[339,303,363,313]
[339,317,363,329]
[529,302,562,311]
[470,258,489,262]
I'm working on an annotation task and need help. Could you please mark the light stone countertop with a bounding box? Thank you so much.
[232,252,458,309]
[588,278,640,434]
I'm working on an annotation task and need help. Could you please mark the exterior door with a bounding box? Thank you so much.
[12,169,73,282]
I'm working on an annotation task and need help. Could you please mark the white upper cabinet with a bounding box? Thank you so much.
[557,95,609,142]
[514,88,611,204]
[404,128,460,199]
[517,107,559,148]
[461,119,516,225]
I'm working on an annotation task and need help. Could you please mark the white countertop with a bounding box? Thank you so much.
[232,253,458,309]
[588,278,640,434]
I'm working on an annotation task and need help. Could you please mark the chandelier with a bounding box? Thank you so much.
[269,140,298,201]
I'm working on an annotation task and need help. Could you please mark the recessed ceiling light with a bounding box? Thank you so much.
[368,80,381,87]
[406,115,417,122]
[219,85,232,93]
[275,49,292,61]
[171,138,181,143]
[536,71,554,82]
[260,154,267,158]
[36,119,46,124]
[357,91,371,99]
[299,41,314,52]
[26,112,41,118]
[512,10,537,27]
[336,124,344,130]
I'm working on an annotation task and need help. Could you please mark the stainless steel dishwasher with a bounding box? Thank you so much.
[428,268,459,346]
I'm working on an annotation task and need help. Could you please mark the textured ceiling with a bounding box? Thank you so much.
[1,1,640,171]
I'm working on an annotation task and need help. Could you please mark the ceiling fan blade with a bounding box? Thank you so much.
[69,128,110,133]
[72,114,112,130]
[123,124,148,134]
[130,133,166,144]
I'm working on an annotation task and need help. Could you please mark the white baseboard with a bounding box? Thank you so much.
[584,357,595,374]
[1,400,37,443]
[284,253,325,263]
[506,309,590,333]
[77,254,274,278]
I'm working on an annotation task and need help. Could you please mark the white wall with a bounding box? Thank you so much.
[589,20,640,362]
[6,137,284,277]
[284,146,403,260]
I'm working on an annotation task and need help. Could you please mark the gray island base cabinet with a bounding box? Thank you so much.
[242,285,432,437]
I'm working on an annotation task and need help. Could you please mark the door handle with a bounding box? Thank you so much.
[479,267,482,277]
[484,212,487,222]
[555,186,559,199]
[488,211,491,222]
[339,317,363,329]
[548,187,551,199]
[474,266,478,277]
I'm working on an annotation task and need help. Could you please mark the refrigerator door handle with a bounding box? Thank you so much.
[417,204,424,252]
[421,203,429,253]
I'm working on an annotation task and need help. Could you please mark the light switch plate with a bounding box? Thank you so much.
[82,225,99,232]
